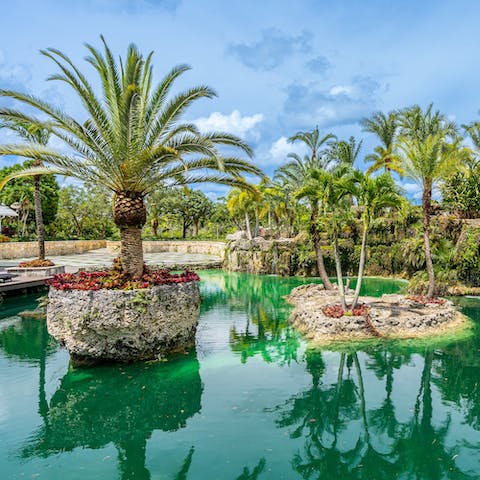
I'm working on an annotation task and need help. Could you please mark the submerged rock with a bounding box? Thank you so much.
[286,284,469,342]
[47,281,201,365]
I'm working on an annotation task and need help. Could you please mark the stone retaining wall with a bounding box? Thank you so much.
[0,240,107,259]
[106,240,226,259]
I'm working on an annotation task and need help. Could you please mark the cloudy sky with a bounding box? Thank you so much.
[1,0,479,199]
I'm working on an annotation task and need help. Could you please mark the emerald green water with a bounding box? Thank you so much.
[1,272,480,479]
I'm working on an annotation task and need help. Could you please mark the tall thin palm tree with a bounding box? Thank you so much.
[327,136,362,168]
[275,129,337,289]
[361,111,403,176]
[0,38,261,276]
[0,121,50,259]
[296,165,352,306]
[398,104,461,297]
[346,172,402,309]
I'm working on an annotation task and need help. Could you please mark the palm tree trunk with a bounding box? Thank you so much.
[333,229,346,309]
[422,185,435,298]
[193,219,199,237]
[113,193,146,277]
[245,212,252,240]
[351,224,368,309]
[310,209,333,290]
[33,175,46,259]
[254,210,259,237]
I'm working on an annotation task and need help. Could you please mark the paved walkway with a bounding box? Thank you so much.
[0,248,222,272]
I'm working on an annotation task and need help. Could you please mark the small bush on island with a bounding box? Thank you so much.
[322,303,370,318]
[47,258,199,291]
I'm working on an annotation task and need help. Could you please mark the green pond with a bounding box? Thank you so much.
[1,271,480,479]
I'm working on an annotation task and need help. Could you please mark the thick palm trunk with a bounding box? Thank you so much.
[333,230,346,309]
[193,219,199,237]
[33,175,45,260]
[422,186,435,298]
[310,208,333,290]
[113,193,146,277]
[352,225,368,309]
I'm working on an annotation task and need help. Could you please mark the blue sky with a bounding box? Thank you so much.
[1,0,479,199]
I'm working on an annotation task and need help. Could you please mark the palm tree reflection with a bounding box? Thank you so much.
[271,347,478,479]
[21,352,203,480]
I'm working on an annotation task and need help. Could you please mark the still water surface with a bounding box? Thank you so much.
[0,272,479,479]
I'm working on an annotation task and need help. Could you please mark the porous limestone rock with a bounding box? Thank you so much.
[47,281,201,365]
[286,284,468,342]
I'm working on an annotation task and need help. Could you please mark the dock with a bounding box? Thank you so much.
[0,275,50,293]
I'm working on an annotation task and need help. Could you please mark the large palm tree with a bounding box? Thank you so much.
[0,121,50,259]
[361,111,403,176]
[346,172,402,309]
[0,38,261,276]
[398,105,461,297]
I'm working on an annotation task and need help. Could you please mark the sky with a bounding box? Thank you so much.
[1,0,480,200]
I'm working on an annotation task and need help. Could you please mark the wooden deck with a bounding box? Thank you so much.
[0,275,50,293]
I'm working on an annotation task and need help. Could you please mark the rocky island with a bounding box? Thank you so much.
[286,284,470,343]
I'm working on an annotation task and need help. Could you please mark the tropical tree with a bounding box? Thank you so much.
[346,172,402,309]
[361,111,403,176]
[0,38,261,276]
[226,187,262,239]
[398,104,462,297]
[275,130,337,289]
[326,136,362,168]
[295,166,352,305]
[0,121,51,258]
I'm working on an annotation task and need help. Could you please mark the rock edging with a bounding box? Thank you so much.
[47,280,200,365]
[286,284,469,343]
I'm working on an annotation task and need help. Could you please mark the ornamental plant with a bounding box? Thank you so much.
[47,260,200,291]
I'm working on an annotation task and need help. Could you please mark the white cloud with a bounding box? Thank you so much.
[194,110,264,138]
[329,85,354,96]
[269,136,308,160]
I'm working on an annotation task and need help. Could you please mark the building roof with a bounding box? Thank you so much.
[0,204,18,217]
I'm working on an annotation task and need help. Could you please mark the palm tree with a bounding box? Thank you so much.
[398,104,462,297]
[288,127,336,164]
[346,172,402,309]
[361,111,403,176]
[0,121,50,259]
[275,130,337,289]
[0,38,261,276]
[226,187,262,240]
[327,136,362,168]
[296,166,352,306]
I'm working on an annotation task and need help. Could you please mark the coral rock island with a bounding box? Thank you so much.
[286,284,469,342]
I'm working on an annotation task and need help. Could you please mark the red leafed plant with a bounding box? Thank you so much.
[322,303,370,318]
[406,295,446,305]
[46,258,200,291]
[19,259,55,268]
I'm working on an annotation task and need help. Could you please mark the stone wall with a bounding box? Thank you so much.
[0,240,107,259]
[106,240,226,259]
[224,237,303,275]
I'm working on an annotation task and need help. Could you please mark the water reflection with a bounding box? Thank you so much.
[271,344,480,479]
[21,352,203,480]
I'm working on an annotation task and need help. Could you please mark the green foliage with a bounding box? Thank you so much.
[407,270,458,296]
[0,160,59,236]
[148,187,213,238]
[50,185,116,240]
[441,168,480,218]
[454,227,480,284]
